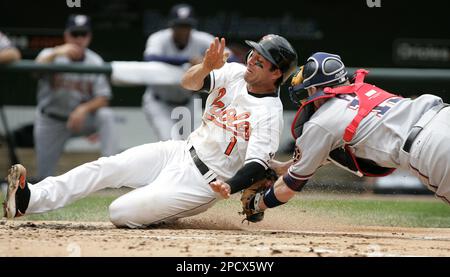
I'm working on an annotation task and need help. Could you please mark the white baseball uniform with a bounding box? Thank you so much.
[24,62,283,228]
[34,48,120,179]
[287,93,450,204]
[142,28,215,140]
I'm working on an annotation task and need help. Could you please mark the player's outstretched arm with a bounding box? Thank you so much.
[181,37,229,91]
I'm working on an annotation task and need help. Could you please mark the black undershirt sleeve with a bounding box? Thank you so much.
[195,74,211,93]
[227,162,267,194]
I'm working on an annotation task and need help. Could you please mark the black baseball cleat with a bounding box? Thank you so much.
[3,164,30,219]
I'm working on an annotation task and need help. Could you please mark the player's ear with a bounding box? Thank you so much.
[272,68,282,81]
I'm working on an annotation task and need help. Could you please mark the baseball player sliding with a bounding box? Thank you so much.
[3,35,298,228]
[213,52,450,220]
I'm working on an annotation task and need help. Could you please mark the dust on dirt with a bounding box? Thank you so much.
[2,201,450,257]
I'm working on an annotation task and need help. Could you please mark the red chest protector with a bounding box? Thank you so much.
[291,69,400,177]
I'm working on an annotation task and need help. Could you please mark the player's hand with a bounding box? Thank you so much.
[202,37,230,72]
[67,106,88,132]
[209,180,231,199]
[54,43,84,61]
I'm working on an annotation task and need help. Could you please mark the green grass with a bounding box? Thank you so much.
[285,197,450,228]
[2,189,450,228]
[20,195,117,222]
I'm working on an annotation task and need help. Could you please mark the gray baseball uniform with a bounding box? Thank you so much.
[34,48,119,179]
[143,28,215,140]
[287,93,450,204]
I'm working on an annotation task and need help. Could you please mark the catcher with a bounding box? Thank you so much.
[211,52,450,222]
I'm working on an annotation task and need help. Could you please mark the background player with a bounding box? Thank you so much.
[142,3,232,140]
[0,31,21,167]
[33,14,119,180]
[213,52,450,215]
[3,35,297,229]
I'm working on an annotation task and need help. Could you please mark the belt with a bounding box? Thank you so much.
[40,109,69,122]
[189,146,217,183]
[402,126,423,153]
[402,104,448,153]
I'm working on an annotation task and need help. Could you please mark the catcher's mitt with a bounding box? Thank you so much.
[240,168,278,223]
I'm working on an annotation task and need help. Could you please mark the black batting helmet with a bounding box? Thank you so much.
[245,34,298,84]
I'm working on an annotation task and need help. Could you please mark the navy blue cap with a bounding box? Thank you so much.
[297,52,347,89]
[168,4,197,27]
[66,14,91,32]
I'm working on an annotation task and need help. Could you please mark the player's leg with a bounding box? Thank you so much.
[96,107,120,156]
[142,88,176,140]
[410,107,450,205]
[4,141,183,217]
[108,143,218,228]
[80,107,120,156]
[33,112,71,179]
[422,108,450,204]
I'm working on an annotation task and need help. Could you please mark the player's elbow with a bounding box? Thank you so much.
[180,75,191,90]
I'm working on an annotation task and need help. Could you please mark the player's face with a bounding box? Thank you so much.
[65,30,92,49]
[172,25,192,49]
[244,51,281,90]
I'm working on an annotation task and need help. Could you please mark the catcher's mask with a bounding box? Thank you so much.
[289,52,348,106]
[245,34,298,84]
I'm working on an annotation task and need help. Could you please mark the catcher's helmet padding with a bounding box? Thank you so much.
[245,34,298,84]
[297,52,348,90]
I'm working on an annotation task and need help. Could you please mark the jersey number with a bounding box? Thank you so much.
[225,136,237,156]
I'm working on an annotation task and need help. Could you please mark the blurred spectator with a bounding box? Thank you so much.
[0,31,21,155]
[0,31,21,63]
[34,14,119,179]
[142,3,234,140]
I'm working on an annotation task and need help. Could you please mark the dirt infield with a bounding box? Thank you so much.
[2,205,450,257]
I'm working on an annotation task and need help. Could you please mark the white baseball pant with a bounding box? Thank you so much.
[26,140,218,228]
